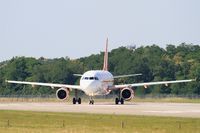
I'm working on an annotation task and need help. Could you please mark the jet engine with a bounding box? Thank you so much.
[120,87,134,101]
[56,88,69,100]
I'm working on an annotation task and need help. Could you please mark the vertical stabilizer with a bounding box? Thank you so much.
[103,38,108,71]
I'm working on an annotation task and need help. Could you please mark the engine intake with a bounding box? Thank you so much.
[120,87,134,101]
[56,88,69,100]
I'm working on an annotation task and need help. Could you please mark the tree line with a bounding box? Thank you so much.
[0,43,200,96]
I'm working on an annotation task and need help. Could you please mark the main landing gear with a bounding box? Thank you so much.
[115,98,124,105]
[73,89,81,104]
[73,97,81,104]
[115,90,124,105]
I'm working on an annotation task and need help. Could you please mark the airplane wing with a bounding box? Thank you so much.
[5,80,82,90]
[114,79,195,89]
[113,73,142,78]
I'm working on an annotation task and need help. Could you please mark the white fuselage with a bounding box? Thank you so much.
[80,70,114,96]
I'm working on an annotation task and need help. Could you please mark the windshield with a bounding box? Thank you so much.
[82,77,99,80]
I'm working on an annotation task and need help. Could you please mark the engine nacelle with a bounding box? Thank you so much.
[120,87,134,101]
[56,88,69,100]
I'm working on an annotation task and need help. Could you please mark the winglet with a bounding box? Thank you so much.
[103,38,108,71]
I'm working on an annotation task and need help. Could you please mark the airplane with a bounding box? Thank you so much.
[6,38,195,104]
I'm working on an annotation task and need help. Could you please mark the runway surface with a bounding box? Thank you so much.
[0,102,200,118]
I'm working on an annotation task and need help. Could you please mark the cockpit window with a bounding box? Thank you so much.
[82,77,99,80]
[89,77,94,80]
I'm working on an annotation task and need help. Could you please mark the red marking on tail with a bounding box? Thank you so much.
[103,38,108,71]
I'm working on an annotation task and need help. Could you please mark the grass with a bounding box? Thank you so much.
[0,110,199,133]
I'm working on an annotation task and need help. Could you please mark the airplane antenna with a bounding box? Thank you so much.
[103,38,108,71]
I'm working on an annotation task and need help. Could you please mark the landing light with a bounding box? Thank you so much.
[51,86,55,89]
[144,85,148,89]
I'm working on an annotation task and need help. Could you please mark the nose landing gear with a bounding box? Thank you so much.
[89,97,94,105]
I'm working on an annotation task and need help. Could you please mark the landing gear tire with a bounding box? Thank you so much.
[115,98,119,105]
[120,98,124,105]
[78,98,81,104]
[73,98,76,104]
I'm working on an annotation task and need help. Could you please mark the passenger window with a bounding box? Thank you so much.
[95,77,99,80]
[85,77,88,80]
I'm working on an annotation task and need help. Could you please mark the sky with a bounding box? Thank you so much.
[0,0,200,62]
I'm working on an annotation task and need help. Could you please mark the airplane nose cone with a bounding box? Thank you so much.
[81,81,101,96]
[85,81,96,89]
